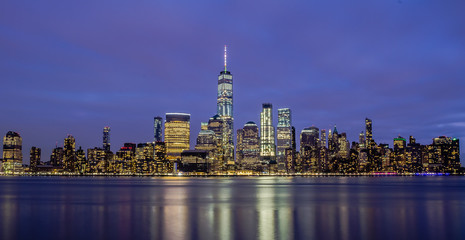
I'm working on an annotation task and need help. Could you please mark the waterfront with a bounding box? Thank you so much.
[0,176,464,240]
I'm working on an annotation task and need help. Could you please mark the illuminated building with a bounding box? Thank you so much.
[154,116,163,142]
[285,148,296,173]
[300,127,319,172]
[337,132,350,159]
[50,147,64,167]
[365,118,373,147]
[260,103,276,162]
[103,126,110,152]
[393,136,407,171]
[165,113,190,160]
[320,129,327,148]
[359,132,365,149]
[76,147,86,173]
[195,128,217,152]
[427,136,461,172]
[207,115,226,171]
[136,142,155,174]
[180,150,209,173]
[87,147,105,173]
[276,108,292,168]
[200,122,208,131]
[216,46,234,163]
[2,131,23,173]
[63,135,76,172]
[154,141,168,173]
[115,143,136,173]
[195,125,217,171]
[300,127,319,151]
[406,136,423,172]
[236,121,260,170]
[29,147,41,172]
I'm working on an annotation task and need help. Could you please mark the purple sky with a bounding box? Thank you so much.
[1,0,464,164]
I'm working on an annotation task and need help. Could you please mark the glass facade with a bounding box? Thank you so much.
[154,116,163,142]
[217,53,234,162]
[103,126,110,152]
[2,131,23,173]
[236,121,260,168]
[63,135,76,172]
[277,108,292,164]
[165,113,190,160]
[260,103,276,158]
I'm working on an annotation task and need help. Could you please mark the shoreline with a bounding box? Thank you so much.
[0,172,461,177]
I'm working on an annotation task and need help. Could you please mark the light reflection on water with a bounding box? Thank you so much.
[0,176,465,240]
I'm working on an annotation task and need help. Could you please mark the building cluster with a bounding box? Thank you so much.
[0,47,462,175]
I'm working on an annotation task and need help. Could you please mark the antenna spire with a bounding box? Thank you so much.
[224,45,227,72]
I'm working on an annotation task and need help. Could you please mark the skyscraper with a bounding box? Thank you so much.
[365,118,373,147]
[320,129,327,148]
[300,127,320,171]
[300,127,320,152]
[260,103,276,162]
[2,131,23,173]
[103,126,110,152]
[277,108,292,163]
[216,46,234,162]
[30,147,41,172]
[50,147,64,167]
[63,135,76,172]
[236,121,260,169]
[154,116,163,142]
[165,113,190,160]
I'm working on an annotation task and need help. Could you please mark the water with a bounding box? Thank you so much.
[0,176,464,240]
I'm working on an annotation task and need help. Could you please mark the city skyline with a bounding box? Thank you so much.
[1,1,464,164]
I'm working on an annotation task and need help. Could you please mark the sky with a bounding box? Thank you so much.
[1,0,464,164]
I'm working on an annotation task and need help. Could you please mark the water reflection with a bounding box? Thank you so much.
[0,177,465,240]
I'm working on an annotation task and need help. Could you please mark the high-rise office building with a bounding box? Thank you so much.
[195,128,217,152]
[320,129,327,148]
[236,121,260,169]
[87,147,105,173]
[50,147,64,167]
[2,131,23,173]
[300,127,320,151]
[154,116,163,142]
[76,147,86,173]
[165,113,190,160]
[300,127,320,171]
[277,108,292,163]
[365,118,373,147]
[63,135,76,172]
[217,46,234,162]
[260,103,276,161]
[429,136,461,171]
[103,126,110,152]
[136,142,155,174]
[359,132,366,148]
[30,147,41,172]
[393,136,407,168]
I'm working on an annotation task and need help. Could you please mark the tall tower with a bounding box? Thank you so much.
[103,126,110,152]
[165,113,190,160]
[365,118,373,147]
[260,103,276,162]
[64,135,76,172]
[277,108,292,163]
[154,116,163,142]
[217,46,234,162]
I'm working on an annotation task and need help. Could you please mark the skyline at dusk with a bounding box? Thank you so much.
[1,1,464,164]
